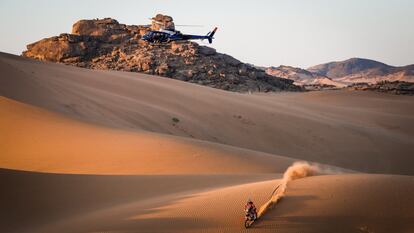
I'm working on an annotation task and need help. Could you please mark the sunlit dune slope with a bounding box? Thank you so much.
[0,97,294,174]
[119,174,414,233]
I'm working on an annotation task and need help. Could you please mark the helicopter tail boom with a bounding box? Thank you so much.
[207,27,218,44]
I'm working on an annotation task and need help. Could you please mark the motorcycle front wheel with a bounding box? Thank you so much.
[244,219,252,228]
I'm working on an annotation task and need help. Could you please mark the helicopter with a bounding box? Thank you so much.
[141,18,217,44]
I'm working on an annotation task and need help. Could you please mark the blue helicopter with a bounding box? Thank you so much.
[141,18,217,44]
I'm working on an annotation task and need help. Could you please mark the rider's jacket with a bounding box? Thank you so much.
[245,203,256,213]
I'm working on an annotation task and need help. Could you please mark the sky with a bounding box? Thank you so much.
[0,0,413,68]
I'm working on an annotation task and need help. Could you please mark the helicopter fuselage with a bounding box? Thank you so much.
[142,28,217,44]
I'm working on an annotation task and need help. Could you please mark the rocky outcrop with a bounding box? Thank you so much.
[23,34,100,62]
[22,16,300,93]
[151,14,175,31]
[347,81,414,95]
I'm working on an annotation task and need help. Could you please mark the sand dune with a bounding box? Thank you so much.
[2,169,412,233]
[0,96,294,174]
[1,52,414,233]
[0,168,280,233]
[259,174,414,233]
[146,174,414,233]
[1,52,414,174]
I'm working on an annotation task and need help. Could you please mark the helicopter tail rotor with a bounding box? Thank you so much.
[207,27,218,44]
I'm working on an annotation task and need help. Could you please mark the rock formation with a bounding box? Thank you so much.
[266,65,346,89]
[347,81,414,95]
[22,15,300,93]
[151,14,175,30]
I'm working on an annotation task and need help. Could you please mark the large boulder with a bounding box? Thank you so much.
[72,18,124,36]
[71,18,135,43]
[22,34,99,62]
[151,14,175,31]
[198,46,216,56]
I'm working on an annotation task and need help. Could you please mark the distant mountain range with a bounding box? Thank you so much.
[266,58,414,88]
[265,65,346,88]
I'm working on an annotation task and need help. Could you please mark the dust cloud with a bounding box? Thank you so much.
[257,161,340,217]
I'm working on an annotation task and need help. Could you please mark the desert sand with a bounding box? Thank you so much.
[1,52,414,233]
[1,52,413,174]
[0,97,294,174]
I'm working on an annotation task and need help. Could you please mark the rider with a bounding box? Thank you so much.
[245,198,257,220]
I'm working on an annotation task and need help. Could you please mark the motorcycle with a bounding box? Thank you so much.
[244,208,257,228]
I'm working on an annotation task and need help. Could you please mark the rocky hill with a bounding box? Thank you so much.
[307,58,414,84]
[308,58,389,78]
[22,15,300,93]
[265,65,346,89]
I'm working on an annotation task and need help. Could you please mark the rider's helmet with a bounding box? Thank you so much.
[247,198,253,204]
